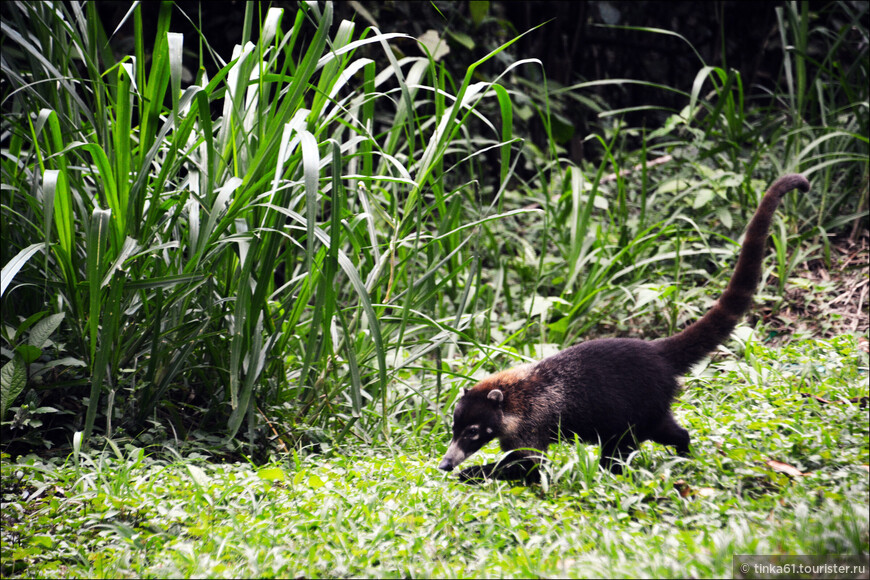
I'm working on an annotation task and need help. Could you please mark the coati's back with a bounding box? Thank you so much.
[536,338,678,439]
[439,173,811,481]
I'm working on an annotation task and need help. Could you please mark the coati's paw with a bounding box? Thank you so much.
[457,464,491,483]
[519,464,541,484]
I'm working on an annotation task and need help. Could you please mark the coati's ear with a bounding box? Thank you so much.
[487,389,503,404]
[462,387,469,396]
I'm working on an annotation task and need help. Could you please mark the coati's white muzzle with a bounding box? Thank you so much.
[438,440,468,471]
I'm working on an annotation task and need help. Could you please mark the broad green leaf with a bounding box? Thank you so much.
[299,129,320,273]
[491,83,513,186]
[167,32,183,115]
[199,176,243,258]
[124,274,205,290]
[12,311,49,343]
[43,170,73,265]
[419,30,451,61]
[139,2,172,157]
[550,112,575,144]
[30,535,53,550]
[14,345,41,365]
[28,312,65,349]
[693,188,715,209]
[100,237,140,289]
[261,7,284,46]
[310,19,355,121]
[86,208,112,362]
[657,178,692,194]
[257,467,285,482]
[186,464,210,488]
[469,0,489,26]
[72,431,82,467]
[717,207,733,229]
[112,63,133,240]
[1,356,27,420]
[31,357,87,379]
[83,272,125,440]
[446,30,475,51]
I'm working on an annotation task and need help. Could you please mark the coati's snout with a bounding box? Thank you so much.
[438,427,489,471]
[438,441,466,471]
[439,388,503,472]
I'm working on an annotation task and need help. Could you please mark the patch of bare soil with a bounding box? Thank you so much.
[764,233,869,342]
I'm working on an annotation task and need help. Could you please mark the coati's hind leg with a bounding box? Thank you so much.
[599,439,636,475]
[458,450,542,484]
[600,414,690,474]
[648,412,690,456]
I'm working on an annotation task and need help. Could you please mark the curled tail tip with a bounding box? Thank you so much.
[770,173,810,197]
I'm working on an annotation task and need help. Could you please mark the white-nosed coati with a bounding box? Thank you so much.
[438,174,810,482]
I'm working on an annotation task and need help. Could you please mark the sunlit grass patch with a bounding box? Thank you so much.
[2,336,866,578]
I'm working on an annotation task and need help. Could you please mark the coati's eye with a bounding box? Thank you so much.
[465,426,479,438]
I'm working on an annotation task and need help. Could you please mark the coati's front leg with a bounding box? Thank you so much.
[599,439,635,474]
[458,450,542,483]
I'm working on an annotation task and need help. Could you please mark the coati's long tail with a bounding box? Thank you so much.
[655,174,810,374]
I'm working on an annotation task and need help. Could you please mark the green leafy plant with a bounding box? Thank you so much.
[1,312,84,421]
[0,1,542,448]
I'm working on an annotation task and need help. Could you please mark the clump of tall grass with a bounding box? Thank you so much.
[523,0,868,346]
[2,1,865,454]
[0,1,539,449]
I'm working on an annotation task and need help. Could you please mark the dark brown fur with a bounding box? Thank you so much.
[439,174,810,482]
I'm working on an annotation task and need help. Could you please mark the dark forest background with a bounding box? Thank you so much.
[96,0,849,161]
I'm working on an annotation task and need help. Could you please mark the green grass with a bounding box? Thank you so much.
[2,336,867,578]
[1,2,867,577]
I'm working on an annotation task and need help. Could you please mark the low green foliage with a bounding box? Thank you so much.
[2,337,866,578]
[1,0,867,452]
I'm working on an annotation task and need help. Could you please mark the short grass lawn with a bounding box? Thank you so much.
[2,336,867,578]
